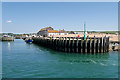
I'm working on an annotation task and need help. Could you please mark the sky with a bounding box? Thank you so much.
[2,2,118,34]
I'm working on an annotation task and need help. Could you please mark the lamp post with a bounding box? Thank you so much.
[84,22,86,40]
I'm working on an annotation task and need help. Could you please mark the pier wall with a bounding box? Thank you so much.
[32,37,109,53]
[0,37,14,41]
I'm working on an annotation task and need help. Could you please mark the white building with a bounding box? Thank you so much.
[37,27,68,37]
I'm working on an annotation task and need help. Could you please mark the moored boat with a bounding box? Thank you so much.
[25,38,33,43]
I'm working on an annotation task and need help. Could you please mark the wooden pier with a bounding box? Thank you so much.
[32,37,110,53]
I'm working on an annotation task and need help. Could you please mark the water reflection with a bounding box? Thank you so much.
[32,43,114,66]
[8,42,11,50]
[26,43,32,49]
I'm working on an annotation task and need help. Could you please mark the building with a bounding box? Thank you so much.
[29,33,37,37]
[22,34,28,38]
[59,29,68,35]
[37,27,68,37]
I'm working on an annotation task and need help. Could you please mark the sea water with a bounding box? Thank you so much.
[1,39,118,78]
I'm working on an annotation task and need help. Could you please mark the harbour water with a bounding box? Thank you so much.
[1,39,118,78]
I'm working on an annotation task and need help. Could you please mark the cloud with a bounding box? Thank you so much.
[6,20,12,23]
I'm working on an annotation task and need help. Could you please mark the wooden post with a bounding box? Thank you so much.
[87,39,90,53]
[99,38,101,53]
[81,38,83,53]
[96,39,99,53]
[107,37,109,52]
[91,39,94,54]
[104,37,107,52]
[94,38,96,53]
[103,38,105,53]
[56,38,58,50]
[69,37,71,53]
[83,40,85,53]
[85,38,87,53]
[90,38,92,53]
[64,37,67,52]
[54,39,56,50]
[76,38,79,53]
[67,38,69,53]
[72,38,75,52]
[59,37,61,51]
[62,37,64,52]
[78,39,81,53]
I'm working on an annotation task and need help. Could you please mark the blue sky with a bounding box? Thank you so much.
[2,2,118,34]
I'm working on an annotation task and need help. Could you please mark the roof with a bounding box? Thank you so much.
[48,30,59,33]
[40,27,53,31]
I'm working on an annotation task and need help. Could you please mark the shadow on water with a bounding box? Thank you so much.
[31,43,111,64]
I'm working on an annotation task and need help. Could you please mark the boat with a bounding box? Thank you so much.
[25,38,33,43]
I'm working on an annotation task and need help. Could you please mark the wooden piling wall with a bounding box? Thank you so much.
[32,37,109,53]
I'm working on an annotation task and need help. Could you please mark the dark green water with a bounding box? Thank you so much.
[1,39,118,78]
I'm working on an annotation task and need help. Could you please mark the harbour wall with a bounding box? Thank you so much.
[32,37,109,53]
